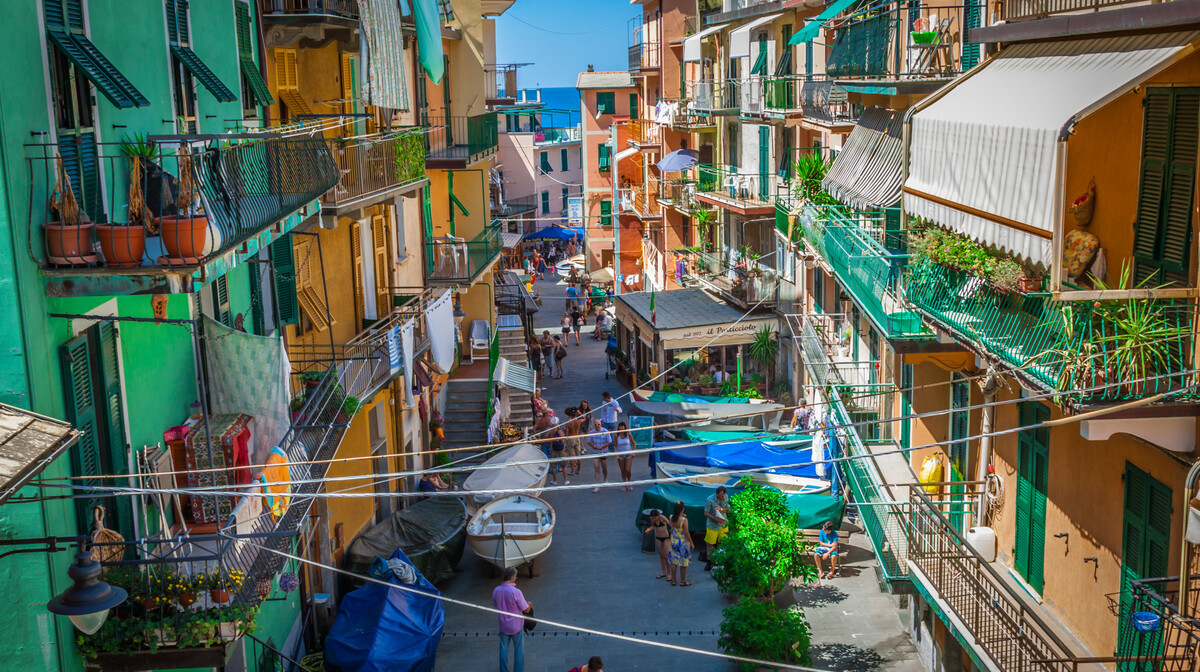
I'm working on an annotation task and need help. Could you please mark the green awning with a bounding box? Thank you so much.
[789,0,861,45]
[171,46,237,102]
[637,482,844,532]
[47,30,148,109]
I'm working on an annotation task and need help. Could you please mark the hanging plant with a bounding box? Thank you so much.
[278,572,300,594]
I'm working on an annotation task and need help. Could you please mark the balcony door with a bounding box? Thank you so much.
[947,373,970,532]
[1116,463,1172,672]
[1014,401,1049,593]
[758,125,771,200]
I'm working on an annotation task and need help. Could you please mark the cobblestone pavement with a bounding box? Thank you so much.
[432,273,922,671]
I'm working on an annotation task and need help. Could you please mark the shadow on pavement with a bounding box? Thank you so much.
[809,642,886,671]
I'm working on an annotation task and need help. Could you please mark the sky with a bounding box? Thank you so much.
[495,0,642,88]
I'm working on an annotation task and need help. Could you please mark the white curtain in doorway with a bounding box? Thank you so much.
[400,318,415,406]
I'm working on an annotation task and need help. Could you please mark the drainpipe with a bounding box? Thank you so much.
[611,122,621,295]
[975,367,1000,527]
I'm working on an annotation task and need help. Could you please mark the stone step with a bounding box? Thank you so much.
[447,379,490,391]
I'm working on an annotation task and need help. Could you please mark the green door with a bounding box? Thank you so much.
[758,125,771,200]
[948,374,970,531]
[1014,401,1049,592]
[1116,463,1173,672]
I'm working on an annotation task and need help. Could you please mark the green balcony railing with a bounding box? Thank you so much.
[906,259,1198,401]
[426,112,498,164]
[796,205,930,340]
[425,220,503,285]
[694,163,780,204]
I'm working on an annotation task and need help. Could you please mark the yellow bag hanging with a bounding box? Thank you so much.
[919,454,943,494]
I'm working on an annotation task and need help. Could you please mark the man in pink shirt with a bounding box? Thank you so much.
[492,567,532,672]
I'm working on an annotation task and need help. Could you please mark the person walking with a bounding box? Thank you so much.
[585,418,612,492]
[563,406,582,476]
[493,567,533,672]
[566,283,579,311]
[552,335,568,379]
[536,255,548,280]
[645,508,672,579]
[703,486,730,571]
[560,312,573,347]
[548,418,568,485]
[527,335,543,380]
[539,331,555,378]
[668,500,693,586]
[599,391,622,432]
[614,420,636,491]
[570,305,584,345]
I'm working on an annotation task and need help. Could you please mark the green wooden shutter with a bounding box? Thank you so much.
[776,25,793,75]
[214,275,232,326]
[1162,89,1199,273]
[1118,463,1173,671]
[948,375,971,532]
[560,147,569,172]
[540,151,553,173]
[46,0,85,31]
[166,0,189,46]
[235,2,274,106]
[961,0,981,70]
[630,93,638,119]
[561,187,569,213]
[270,235,298,326]
[1134,88,1199,282]
[95,321,132,539]
[751,37,769,76]
[600,199,612,227]
[58,133,103,222]
[805,41,814,76]
[599,144,611,172]
[758,125,770,200]
[1015,401,1049,593]
[249,263,266,335]
[60,334,104,535]
[541,191,550,215]
[597,92,615,115]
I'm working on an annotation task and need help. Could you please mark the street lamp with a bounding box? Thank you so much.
[452,293,467,325]
[44,541,127,635]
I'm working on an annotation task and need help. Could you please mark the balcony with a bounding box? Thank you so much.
[906,259,1198,403]
[1112,575,1200,671]
[322,130,427,214]
[794,205,931,340]
[658,97,719,131]
[828,1,975,88]
[1004,0,1157,21]
[688,248,780,310]
[534,127,581,146]
[425,113,499,169]
[485,64,525,105]
[630,178,664,220]
[794,313,881,388]
[32,136,338,297]
[628,119,661,147]
[492,193,538,219]
[425,220,504,286]
[258,0,358,24]
[688,79,740,114]
[628,13,662,74]
[758,75,862,128]
[694,164,781,215]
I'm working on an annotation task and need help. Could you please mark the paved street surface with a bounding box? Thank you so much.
[433,273,922,671]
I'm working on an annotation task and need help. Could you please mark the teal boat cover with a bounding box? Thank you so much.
[637,482,844,532]
[648,391,749,404]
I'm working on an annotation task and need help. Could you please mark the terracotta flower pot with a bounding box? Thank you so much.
[209,588,232,604]
[95,224,146,267]
[1018,276,1042,294]
[157,215,208,262]
[42,221,96,265]
[177,591,198,607]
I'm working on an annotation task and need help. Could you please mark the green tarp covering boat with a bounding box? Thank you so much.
[636,482,844,533]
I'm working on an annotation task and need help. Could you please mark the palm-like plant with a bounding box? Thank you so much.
[748,325,779,392]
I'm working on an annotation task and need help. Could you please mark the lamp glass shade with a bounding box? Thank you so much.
[69,610,109,635]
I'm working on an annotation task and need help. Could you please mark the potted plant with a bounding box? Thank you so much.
[156,144,207,263]
[204,569,244,604]
[748,325,778,392]
[43,153,96,266]
[97,135,155,267]
[697,373,718,395]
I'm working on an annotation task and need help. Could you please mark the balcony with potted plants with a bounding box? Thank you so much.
[32,134,338,297]
[684,245,780,311]
[321,128,428,215]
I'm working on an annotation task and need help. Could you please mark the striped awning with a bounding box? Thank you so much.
[495,357,537,394]
[904,32,1200,266]
[823,107,904,211]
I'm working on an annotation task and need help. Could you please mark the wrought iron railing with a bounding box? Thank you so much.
[628,12,662,73]
[828,1,977,79]
[906,260,1198,401]
[258,0,358,19]
[1004,0,1153,21]
[795,204,930,340]
[1113,575,1200,672]
[657,97,719,130]
[425,113,499,163]
[629,119,661,146]
[695,163,783,205]
[425,220,504,284]
[534,127,581,145]
[322,130,426,208]
[28,136,337,271]
[689,248,780,308]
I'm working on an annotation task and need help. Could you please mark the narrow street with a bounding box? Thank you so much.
[434,277,921,671]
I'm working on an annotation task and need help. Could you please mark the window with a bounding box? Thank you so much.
[630,92,639,119]
[728,124,739,169]
[370,404,391,523]
[1014,401,1049,593]
[776,25,793,75]
[165,0,236,134]
[751,32,768,76]
[599,199,612,227]
[539,150,553,174]
[1117,462,1173,664]
[235,1,273,116]
[293,237,333,334]
[275,48,312,119]
[561,187,569,212]
[1133,87,1198,285]
[541,191,550,215]
[596,91,615,115]
[212,275,231,327]
[560,147,569,172]
[598,143,611,172]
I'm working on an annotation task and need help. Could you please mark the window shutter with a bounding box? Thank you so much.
[276,49,298,89]
[295,238,332,332]
[372,215,390,314]
[540,151,553,174]
[599,144,611,172]
[95,322,126,465]
[214,275,231,327]
[541,191,550,215]
[751,43,768,76]
[562,187,569,212]
[270,235,299,326]
[805,41,814,76]
[560,147,569,172]
[235,2,252,58]
[341,53,357,116]
[961,0,981,70]
[630,93,638,120]
[249,263,266,335]
[1162,89,1198,274]
[597,92,615,115]
[600,199,612,226]
[1122,464,1148,582]
[776,25,793,75]
[60,334,104,534]
[1146,477,1173,579]
[351,222,366,328]
[236,3,273,106]
[1135,88,1198,281]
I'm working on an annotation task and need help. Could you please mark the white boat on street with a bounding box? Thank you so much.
[466,494,555,574]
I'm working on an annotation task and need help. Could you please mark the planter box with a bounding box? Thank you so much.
[95,644,232,671]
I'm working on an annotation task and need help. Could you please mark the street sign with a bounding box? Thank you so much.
[567,197,582,225]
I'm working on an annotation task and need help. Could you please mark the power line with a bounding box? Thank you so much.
[504,11,638,36]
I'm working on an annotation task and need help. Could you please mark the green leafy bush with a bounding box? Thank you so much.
[719,598,813,671]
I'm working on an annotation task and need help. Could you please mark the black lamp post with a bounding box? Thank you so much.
[1,537,128,635]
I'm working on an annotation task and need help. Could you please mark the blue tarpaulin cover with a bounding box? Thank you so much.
[658,440,822,480]
[523,226,584,242]
[324,549,445,672]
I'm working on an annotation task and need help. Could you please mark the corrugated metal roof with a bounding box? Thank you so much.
[615,288,747,332]
[823,107,904,210]
[0,404,78,505]
[576,71,635,89]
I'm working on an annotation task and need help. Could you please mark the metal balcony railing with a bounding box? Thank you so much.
[534,127,581,145]
[485,64,523,101]
[628,119,661,146]
[425,113,499,164]
[425,220,504,285]
[688,79,740,113]
[905,260,1198,401]
[794,204,930,340]
[259,0,358,20]
[628,12,662,73]
[689,248,780,309]
[657,97,719,130]
[493,193,538,218]
[29,136,337,272]
[1004,0,1158,21]
[796,313,880,388]
[322,130,426,209]
[631,178,663,219]
[695,163,783,205]
[828,1,977,79]
[1113,575,1200,672]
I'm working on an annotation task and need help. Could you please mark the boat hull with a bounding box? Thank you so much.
[466,495,555,569]
[656,460,831,494]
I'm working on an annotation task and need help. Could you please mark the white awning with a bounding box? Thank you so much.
[614,147,639,162]
[683,24,726,62]
[495,357,537,394]
[904,32,1200,266]
[730,13,782,60]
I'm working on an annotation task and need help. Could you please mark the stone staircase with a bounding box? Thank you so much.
[441,378,490,459]
[496,316,534,427]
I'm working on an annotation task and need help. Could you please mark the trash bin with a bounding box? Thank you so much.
[640,508,657,553]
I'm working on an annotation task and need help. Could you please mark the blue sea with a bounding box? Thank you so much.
[515,86,581,120]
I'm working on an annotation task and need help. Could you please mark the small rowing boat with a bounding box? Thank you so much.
[466,494,555,571]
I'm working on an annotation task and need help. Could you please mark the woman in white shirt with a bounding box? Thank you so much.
[613,421,637,491]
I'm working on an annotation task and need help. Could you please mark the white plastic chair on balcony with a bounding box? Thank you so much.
[469,320,491,362]
[432,235,468,276]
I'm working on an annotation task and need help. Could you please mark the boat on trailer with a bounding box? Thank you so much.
[466,494,555,574]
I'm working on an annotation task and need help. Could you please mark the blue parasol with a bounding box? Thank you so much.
[523,226,583,242]
[657,149,700,173]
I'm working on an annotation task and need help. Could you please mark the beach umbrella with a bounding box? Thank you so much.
[657,149,700,173]
[589,266,615,284]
